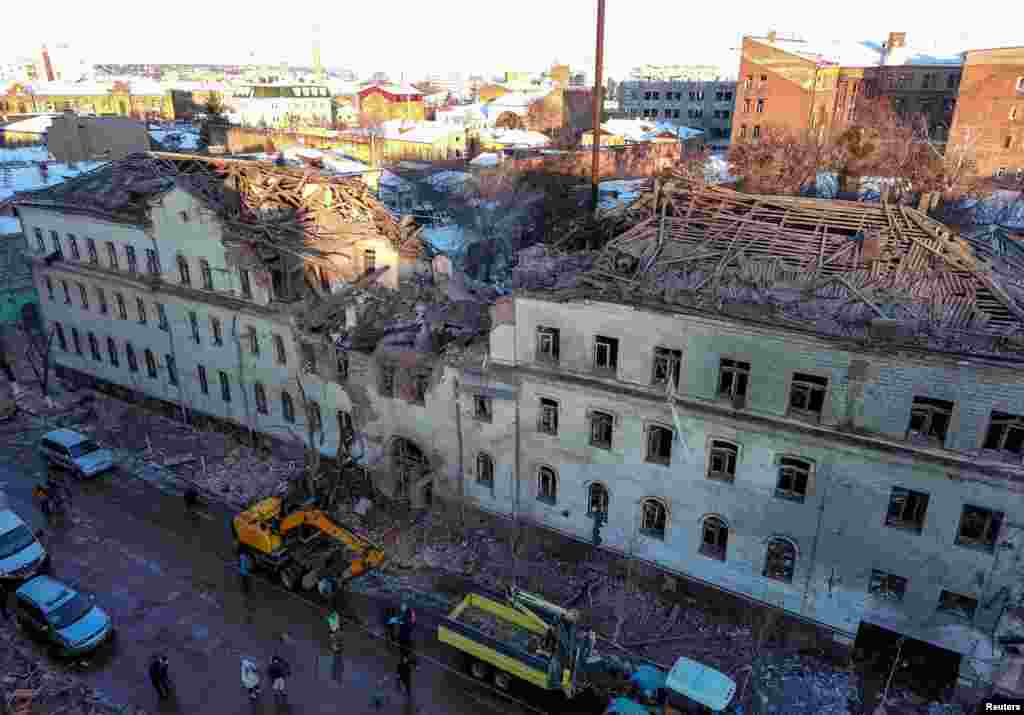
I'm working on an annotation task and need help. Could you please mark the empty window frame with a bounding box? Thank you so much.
[756,98,765,113]
[136,297,147,324]
[707,440,738,482]
[239,269,252,298]
[61,280,71,305]
[156,303,168,331]
[77,282,89,310]
[282,391,295,423]
[86,332,99,360]
[411,372,430,405]
[536,326,560,363]
[885,487,930,532]
[700,517,728,560]
[200,259,213,290]
[537,466,557,504]
[775,457,811,502]
[763,538,796,582]
[106,242,118,269]
[87,238,98,264]
[177,255,191,285]
[593,335,619,372]
[44,275,54,300]
[307,401,322,432]
[983,411,1024,457]
[588,483,609,516]
[753,125,761,139]
[248,326,259,356]
[50,231,63,259]
[718,358,750,405]
[869,569,907,602]
[301,343,318,375]
[189,311,200,344]
[538,398,559,435]
[640,499,668,540]
[476,452,494,487]
[589,411,614,449]
[218,371,231,402]
[474,394,493,422]
[210,317,223,346]
[652,347,682,390]
[789,373,827,419]
[125,245,137,273]
[126,343,138,372]
[956,505,1003,551]
[197,364,209,395]
[379,364,396,397]
[646,424,674,466]
[937,590,978,620]
[68,235,80,260]
[337,410,353,442]
[336,349,349,381]
[34,228,44,252]
[145,248,159,275]
[166,355,178,386]
[96,287,107,315]
[907,396,953,445]
[106,337,118,366]
[54,322,67,351]
[273,334,286,364]
[364,249,376,273]
[144,349,157,377]
[71,328,82,355]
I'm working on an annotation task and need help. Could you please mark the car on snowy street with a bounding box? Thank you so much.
[38,428,114,478]
[14,575,115,657]
[0,509,49,584]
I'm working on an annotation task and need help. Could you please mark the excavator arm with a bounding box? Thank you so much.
[280,508,386,580]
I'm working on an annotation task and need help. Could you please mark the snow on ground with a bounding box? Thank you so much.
[599,178,650,210]
[427,170,472,193]
[706,153,736,185]
[470,152,500,167]
[0,145,52,163]
[1,114,57,135]
[422,224,478,255]
[148,127,199,150]
[0,149,107,233]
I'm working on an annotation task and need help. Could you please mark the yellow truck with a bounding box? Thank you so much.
[232,496,386,591]
[438,586,736,714]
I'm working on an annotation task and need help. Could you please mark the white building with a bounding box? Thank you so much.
[229,84,333,128]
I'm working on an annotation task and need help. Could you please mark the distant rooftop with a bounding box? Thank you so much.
[748,32,966,67]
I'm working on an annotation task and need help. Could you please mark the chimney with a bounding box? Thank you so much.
[886,32,907,50]
[766,30,777,43]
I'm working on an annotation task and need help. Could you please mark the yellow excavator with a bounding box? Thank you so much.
[232,494,386,592]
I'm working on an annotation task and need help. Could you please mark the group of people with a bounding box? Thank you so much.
[33,471,70,521]
[240,655,292,703]
[387,601,419,697]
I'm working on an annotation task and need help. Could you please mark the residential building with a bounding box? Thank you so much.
[29,80,174,120]
[581,119,704,151]
[630,65,726,82]
[47,112,150,163]
[948,47,1024,180]
[378,120,468,161]
[229,84,333,129]
[618,79,737,149]
[357,83,425,126]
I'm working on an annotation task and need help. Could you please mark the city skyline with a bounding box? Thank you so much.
[4,0,1021,81]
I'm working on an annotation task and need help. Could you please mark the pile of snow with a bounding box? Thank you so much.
[422,224,475,254]
[0,153,107,233]
[469,152,501,168]
[754,654,860,714]
[0,146,51,163]
[148,128,199,150]
[480,128,550,148]
[600,118,703,143]
[599,179,650,210]
[1,114,57,136]
[427,170,472,193]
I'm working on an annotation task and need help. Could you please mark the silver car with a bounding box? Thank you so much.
[39,429,114,478]
[0,509,49,583]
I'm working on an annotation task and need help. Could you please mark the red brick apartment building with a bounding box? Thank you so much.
[949,47,1024,180]
[732,32,1024,182]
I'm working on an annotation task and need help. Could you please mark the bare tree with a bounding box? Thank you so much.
[19,320,56,407]
[727,125,833,195]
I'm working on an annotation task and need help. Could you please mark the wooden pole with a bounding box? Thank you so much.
[590,0,606,215]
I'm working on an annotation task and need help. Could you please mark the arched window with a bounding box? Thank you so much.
[700,516,729,561]
[537,466,557,505]
[587,483,609,516]
[392,438,428,500]
[640,498,668,540]
[763,538,797,583]
[476,452,494,487]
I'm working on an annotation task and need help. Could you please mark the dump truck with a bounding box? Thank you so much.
[231,496,386,591]
[438,586,736,713]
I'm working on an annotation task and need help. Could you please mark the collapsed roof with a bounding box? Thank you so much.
[12,151,425,276]
[552,180,1024,358]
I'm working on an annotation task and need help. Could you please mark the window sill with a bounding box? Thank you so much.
[476,480,494,489]
[592,367,618,379]
[954,539,996,554]
[707,473,735,484]
[474,415,493,424]
[535,355,560,367]
[589,442,612,451]
[884,521,924,534]
[773,490,805,503]
[787,409,822,424]
[645,458,671,467]
[639,529,665,541]
[538,429,559,437]
[537,496,556,506]
[699,548,725,562]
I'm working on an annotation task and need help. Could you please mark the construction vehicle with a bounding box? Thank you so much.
[231,494,386,592]
[438,585,736,713]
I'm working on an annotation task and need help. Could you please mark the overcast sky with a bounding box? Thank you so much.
[5,0,1020,80]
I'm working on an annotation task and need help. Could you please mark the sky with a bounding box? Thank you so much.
[4,0,1021,81]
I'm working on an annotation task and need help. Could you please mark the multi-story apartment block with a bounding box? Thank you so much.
[228,84,334,128]
[629,65,725,82]
[948,47,1024,181]
[618,80,737,149]
[732,31,1024,182]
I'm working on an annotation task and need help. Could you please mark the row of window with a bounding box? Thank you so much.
[737,124,761,139]
[628,89,734,103]
[741,98,766,114]
[533,327,1024,459]
[34,228,256,300]
[49,320,353,436]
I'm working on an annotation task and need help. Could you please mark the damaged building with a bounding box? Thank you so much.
[15,152,1024,693]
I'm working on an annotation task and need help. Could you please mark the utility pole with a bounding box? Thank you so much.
[590,0,606,215]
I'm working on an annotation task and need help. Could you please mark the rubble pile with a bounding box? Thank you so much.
[752,654,860,715]
[511,244,598,291]
[0,629,133,715]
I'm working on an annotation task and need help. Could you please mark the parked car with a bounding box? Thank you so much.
[14,575,115,657]
[39,429,114,478]
[0,509,49,583]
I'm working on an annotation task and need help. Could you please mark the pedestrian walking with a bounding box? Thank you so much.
[158,655,172,697]
[267,655,291,703]
[149,654,170,699]
[396,653,415,697]
[238,551,252,595]
[241,657,261,701]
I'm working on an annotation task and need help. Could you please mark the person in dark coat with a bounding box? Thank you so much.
[396,602,415,652]
[268,655,291,702]
[149,655,170,699]
[396,653,415,696]
[238,551,252,594]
